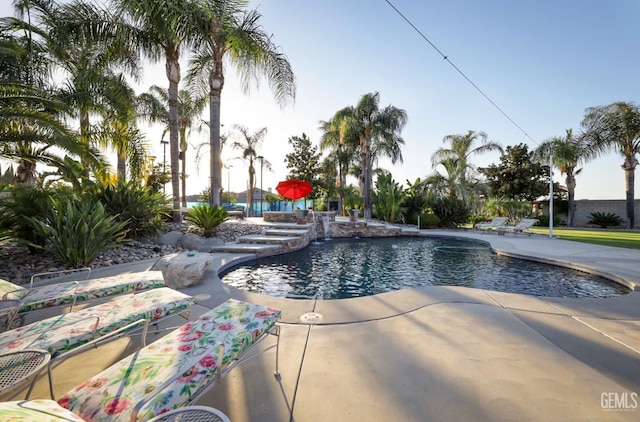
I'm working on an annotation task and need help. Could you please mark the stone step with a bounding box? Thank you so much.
[262,222,314,230]
[238,234,303,245]
[208,243,283,256]
[401,227,420,235]
[264,229,310,237]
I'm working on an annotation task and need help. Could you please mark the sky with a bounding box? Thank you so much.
[2,0,639,200]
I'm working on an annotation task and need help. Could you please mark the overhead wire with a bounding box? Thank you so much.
[383,0,539,145]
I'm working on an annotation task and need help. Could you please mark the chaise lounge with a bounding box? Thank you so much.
[51,298,281,421]
[474,216,507,233]
[0,287,194,399]
[0,270,166,327]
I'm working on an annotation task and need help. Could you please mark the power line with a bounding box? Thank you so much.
[384,0,538,145]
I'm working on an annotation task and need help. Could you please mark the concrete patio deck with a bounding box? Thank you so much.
[6,228,640,421]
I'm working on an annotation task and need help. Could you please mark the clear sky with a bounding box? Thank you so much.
[2,0,639,200]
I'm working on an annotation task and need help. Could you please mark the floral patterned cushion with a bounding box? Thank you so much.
[0,400,87,421]
[58,299,281,422]
[0,287,194,357]
[3,271,165,313]
[0,278,24,296]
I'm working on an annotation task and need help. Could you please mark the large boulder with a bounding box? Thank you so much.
[152,252,214,289]
[178,233,224,252]
[157,231,184,246]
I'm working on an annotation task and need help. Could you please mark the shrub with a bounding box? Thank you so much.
[0,184,73,254]
[90,179,169,238]
[588,212,624,228]
[427,196,471,228]
[372,174,406,223]
[419,212,441,228]
[29,199,127,267]
[534,214,565,227]
[184,204,228,237]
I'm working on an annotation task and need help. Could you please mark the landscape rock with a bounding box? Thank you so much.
[152,252,214,289]
[157,231,184,246]
[178,233,224,251]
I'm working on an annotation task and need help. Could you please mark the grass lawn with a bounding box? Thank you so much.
[530,227,640,250]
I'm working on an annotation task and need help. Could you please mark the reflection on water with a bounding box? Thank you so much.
[221,237,629,300]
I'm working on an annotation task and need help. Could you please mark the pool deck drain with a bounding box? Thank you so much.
[300,312,323,323]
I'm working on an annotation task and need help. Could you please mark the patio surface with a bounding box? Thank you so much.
[8,225,640,421]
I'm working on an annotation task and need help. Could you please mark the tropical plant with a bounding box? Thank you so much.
[534,129,587,227]
[230,125,271,216]
[372,173,406,223]
[581,102,640,228]
[400,178,428,226]
[112,0,202,221]
[0,183,73,253]
[431,130,502,187]
[328,92,407,219]
[138,85,207,206]
[89,179,169,238]
[8,1,139,171]
[343,185,363,214]
[319,113,359,215]
[184,203,228,237]
[187,3,296,206]
[427,195,471,228]
[588,212,624,228]
[29,198,127,267]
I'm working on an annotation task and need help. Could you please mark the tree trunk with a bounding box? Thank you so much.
[362,137,372,219]
[166,55,181,222]
[117,154,126,180]
[209,60,224,206]
[566,173,576,227]
[248,163,255,217]
[623,158,635,229]
[180,128,187,208]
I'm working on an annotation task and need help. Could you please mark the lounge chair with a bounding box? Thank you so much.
[474,217,507,232]
[0,287,194,399]
[499,218,539,236]
[56,298,281,421]
[0,401,229,422]
[0,270,165,326]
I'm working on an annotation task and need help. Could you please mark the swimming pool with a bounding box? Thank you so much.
[220,237,630,300]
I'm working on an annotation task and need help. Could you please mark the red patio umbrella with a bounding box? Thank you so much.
[276,179,312,200]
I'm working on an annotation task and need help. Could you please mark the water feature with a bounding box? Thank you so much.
[321,215,331,240]
[220,237,630,300]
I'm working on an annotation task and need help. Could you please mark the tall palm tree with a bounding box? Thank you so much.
[187,2,295,206]
[138,85,207,206]
[431,130,503,185]
[319,113,359,215]
[582,102,640,228]
[113,0,200,221]
[230,124,270,216]
[534,129,587,227]
[337,92,407,219]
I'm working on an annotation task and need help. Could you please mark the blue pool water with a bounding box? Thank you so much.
[220,237,630,300]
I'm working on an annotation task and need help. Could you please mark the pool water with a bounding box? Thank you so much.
[220,237,630,300]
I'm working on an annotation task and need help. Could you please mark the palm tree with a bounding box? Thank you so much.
[534,129,587,227]
[319,113,359,215]
[187,2,295,206]
[138,85,207,206]
[113,0,200,221]
[582,102,640,228]
[337,92,407,219]
[431,130,503,185]
[0,79,105,188]
[230,124,271,216]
